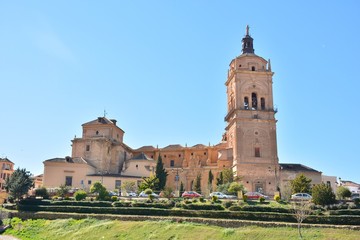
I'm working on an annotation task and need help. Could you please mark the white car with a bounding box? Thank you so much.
[138,191,159,198]
[127,192,137,197]
[210,192,236,199]
[291,193,312,201]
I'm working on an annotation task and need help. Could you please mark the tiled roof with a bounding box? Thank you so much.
[191,144,206,148]
[280,163,321,173]
[130,152,154,161]
[0,157,14,164]
[83,117,115,125]
[44,157,94,166]
[134,145,156,151]
[162,144,183,150]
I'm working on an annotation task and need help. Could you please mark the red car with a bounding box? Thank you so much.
[244,192,269,200]
[181,191,201,198]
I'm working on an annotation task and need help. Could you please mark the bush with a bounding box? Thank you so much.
[211,195,218,202]
[259,197,265,203]
[274,195,280,202]
[199,197,205,202]
[242,195,248,202]
[35,187,50,199]
[228,205,242,211]
[222,201,233,209]
[354,198,360,205]
[112,201,132,207]
[111,196,118,202]
[336,186,352,200]
[312,183,336,206]
[74,190,87,201]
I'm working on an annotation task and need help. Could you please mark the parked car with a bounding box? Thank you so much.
[138,191,159,198]
[351,193,359,201]
[210,192,236,199]
[291,193,312,201]
[127,192,137,197]
[244,192,269,200]
[181,191,202,198]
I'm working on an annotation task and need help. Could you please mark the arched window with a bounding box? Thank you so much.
[244,97,249,109]
[261,98,265,110]
[251,93,257,110]
[255,147,260,157]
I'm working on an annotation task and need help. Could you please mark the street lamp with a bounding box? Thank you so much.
[172,168,183,197]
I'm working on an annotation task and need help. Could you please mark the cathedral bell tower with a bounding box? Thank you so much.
[224,26,279,195]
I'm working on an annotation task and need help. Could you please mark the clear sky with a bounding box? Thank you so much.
[1,1,359,184]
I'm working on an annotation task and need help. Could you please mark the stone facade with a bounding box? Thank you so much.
[43,26,325,196]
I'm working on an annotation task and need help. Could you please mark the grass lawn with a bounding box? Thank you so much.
[3,218,359,240]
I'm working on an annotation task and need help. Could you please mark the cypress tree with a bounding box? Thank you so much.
[155,155,168,191]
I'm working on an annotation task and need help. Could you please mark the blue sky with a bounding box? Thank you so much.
[1,1,359,183]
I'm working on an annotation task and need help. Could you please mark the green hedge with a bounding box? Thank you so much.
[176,203,225,211]
[329,209,360,216]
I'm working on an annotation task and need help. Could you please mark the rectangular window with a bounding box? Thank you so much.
[115,180,121,189]
[255,147,260,157]
[65,176,73,186]
[170,160,175,167]
[86,145,90,151]
[326,181,331,187]
[88,180,92,185]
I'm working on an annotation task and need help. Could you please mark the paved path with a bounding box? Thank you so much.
[0,235,20,240]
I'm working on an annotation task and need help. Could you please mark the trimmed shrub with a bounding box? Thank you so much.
[274,195,280,202]
[74,190,87,201]
[111,196,118,202]
[222,201,233,209]
[242,195,248,202]
[35,187,50,199]
[112,201,132,207]
[228,205,242,211]
[259,197,265,203]
[211,195,218,203]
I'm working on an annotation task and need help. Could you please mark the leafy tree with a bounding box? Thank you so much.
[162,187,174,200]
[290,174,312,194]
[121,181,137,195]
[228,182,244,195]
[4,168,34,201]
[139,175,159,191]
[90,182,108,200]
[155,155,168,191]
[74,190,87,201]
[216,182,231,194]
[193,173,202,193]
[312,183,336,206]
[35,187,49,199]
[222,169,234,184]
[56,184,70,198]
[216,172,223,186]
[336,186,352,200]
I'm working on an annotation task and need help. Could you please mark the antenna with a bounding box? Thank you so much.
[103,109,107,118]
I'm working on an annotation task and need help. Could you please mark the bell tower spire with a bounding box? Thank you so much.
[242,25,255,54]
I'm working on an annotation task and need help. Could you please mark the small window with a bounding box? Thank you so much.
[251,93,257,110]
[136,164,138,168]
[88,180,92,185]
[65,176,73,186]
[164,155,167,158]
[191,153,194,156]
[255,147,260,157]
[251,66,255,71]
[204,152,207,155]
[178,154,181,157]
[86,145,90,151]
[115,180,121,189]
[244,97,249,109]
[170,160,175,167]
[96,131,99,135]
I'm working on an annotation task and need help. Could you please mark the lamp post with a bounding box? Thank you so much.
[172,168,182,197]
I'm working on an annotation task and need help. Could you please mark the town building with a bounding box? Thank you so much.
[0,157,15,203]
[43,26,325,197]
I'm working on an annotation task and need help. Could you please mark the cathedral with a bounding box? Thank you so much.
[43,26,323,196]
